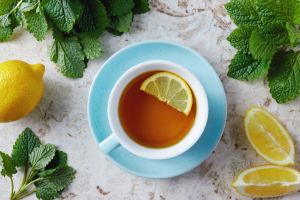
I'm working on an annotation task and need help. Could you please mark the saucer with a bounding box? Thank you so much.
[88,40,227,178]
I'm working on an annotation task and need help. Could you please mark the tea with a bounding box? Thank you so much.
[119,71,196,148]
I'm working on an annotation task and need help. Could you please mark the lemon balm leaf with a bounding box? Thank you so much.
[77,0,108,39]
[132,0,150,14]
[0,14,11,27]
[21,3,48,41]
[227,52,271,81]
[268,50,300,103]
[224,0,263,27]
[0,152,17,177]
[287,22,300,47]
[105,0,134,16]
[56,37,85,78]
[79,37,101,60]
[227,25,255,54]
[249,30,276,60]
[49,42,58,62]
[0,12,19,42]
[35,180,60,200]
[11,128,41,167]
[42,0,82,32]
[109,10,133,32]
[46,150,67,170]
[29,144,56,170]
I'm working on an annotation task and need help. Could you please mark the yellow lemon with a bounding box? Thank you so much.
[0,60,45,122]
[232,165,300,198]
[140,72,193,115]
[244,106,295,165]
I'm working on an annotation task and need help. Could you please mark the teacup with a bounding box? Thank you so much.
[99,60,208,159]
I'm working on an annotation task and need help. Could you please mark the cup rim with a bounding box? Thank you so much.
[108,60,208,159]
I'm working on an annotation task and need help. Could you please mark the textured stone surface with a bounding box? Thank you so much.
[1,0,300,199]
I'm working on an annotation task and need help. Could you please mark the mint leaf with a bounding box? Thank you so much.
[0,14,11,27]
[11,128,41,167]
[79,37,101,59]
[42,0,82,32]
[224,0,263,27]
[77,0,108,39]
[46,150,67,170]
[268,50,300,103]
[287,22,300,47]
[29,144,56,170]
[109,10,133,32]
[55,37,85,78]
[0,151,17,177]
[228,52,271,81]
[106,27,122,36]
[132,0,150,14]
[0,12,19,42]
[35,180,60,200]
[227,25,255,54]
[22,2,48,41]
[38,166,76,191]
[249,29,276,60]
[52,24,63,42]
[0,0,16,14]
[105,0,134,16]
[49,42,58,62]
[256,0,298,25]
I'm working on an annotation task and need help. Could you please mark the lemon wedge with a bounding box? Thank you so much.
[232,165,300,198]
[140,72,193,115]
[244,106,295,165]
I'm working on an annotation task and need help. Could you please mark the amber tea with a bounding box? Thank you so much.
[119,71,196,148]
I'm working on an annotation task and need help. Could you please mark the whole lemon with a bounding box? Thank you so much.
[0,60,45,122]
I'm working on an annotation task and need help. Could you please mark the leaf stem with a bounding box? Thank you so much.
[20,166,28,189]
[9,0,24,15]
[14,189,36,200]
[12,178,41,199]
[9,176,14,199]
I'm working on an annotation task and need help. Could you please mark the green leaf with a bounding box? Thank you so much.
[0,11,19,42]
[35,180,60,200]
[268,50,300,103]
[48,42,58,62]
[38,168,57,177]
[56,37,85,78]
[78,37,101,59]
[287,22,300,47]
[77,0,108,38]
[227,25,255,54]
[249,29,276,60]
[224,0,263,27]
[22,2,48,41]
[42,0,82,32]
[109,10,133,32]
[38,166,76,191]
[256,0,299,25]
[227,52,271,81]
[46,150,67,170]
[256,23,290,46]
[106,27,123,36]
[132,0,150,14]
[11,128,41,167]
[0,0,17,14]
[29,144,56,170]
[0,14,11,27]
[105,0,134,16]
[20,2,36,12]
[52,24,63,42]
[294,3,300,25]
[0,151,17,177]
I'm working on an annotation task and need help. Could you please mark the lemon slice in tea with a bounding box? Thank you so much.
[140,72,193,115]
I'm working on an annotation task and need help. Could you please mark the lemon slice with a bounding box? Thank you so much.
[140,72,193,115]
[232,165,300,198]
[244,106,295,165]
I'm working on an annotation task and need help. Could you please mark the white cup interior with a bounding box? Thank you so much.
[108,60,208,159]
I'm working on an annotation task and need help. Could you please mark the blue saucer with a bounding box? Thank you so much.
[88,40,227,178]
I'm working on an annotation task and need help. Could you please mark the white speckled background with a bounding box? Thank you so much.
[1,0,300,199]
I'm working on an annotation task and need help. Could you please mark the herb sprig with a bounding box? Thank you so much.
[0,128,75,200]
[0,0,150,78]
[225,0,300,103]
